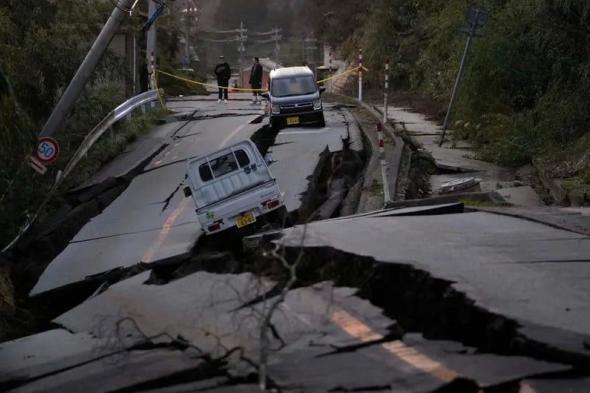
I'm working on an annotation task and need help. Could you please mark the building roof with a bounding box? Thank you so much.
[270,66,313,79]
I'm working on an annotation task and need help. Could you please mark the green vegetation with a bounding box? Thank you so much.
[69,109,166,188]
[0,1,119,248]
[299,0,590,183]
[157,66,209,96]
[460,198,512,208]
[370,178,384,196]
[0,1,172,249]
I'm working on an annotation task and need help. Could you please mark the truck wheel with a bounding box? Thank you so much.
[275,206,292,227]
[264,206,292,228]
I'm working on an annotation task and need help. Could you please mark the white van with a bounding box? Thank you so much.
[184,139,285,235]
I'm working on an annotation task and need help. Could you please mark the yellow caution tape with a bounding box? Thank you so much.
[317,66,367,84]
[156,65,369,94]
[157,70,267,92]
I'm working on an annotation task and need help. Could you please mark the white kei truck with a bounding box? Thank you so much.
[183,139,285,235]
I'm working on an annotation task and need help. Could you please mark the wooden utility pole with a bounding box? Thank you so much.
[146,0,158,89]
[40,0,137,138]
[439,7,488,146]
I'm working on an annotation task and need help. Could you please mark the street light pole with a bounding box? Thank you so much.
[39,0,136,138]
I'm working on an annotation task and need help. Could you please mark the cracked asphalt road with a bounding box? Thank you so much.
[4,95,589,392]
[30,98,266,295]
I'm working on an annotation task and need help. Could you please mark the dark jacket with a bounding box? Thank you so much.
[249,62,263,87]
[214,62,231,82]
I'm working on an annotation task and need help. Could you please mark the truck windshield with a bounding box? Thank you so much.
[271,76,317,97]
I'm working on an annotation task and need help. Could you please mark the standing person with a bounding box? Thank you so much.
[249,57,263,104]
[214,55,231,103]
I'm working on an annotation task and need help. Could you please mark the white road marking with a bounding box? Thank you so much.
[221,123,248,147]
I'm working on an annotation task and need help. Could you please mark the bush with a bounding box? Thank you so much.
[301,0,590,170]
[157,65,209,97]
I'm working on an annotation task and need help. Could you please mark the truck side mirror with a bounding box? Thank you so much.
[319,86,326,94]
[183,186,192,198]
[261,92,270,100]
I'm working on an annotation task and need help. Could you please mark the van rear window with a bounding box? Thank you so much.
[198,149,250,182]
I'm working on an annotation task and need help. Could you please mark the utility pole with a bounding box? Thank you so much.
[358,49,363,102]
[273,27,282,64]
[384,59,390,124]
[184,0,191,67]
[439,7,487,146]
[132,32,138,94]
[237,21,247,87]
[189,0,200,63]
[302,35,306,64]
[329,50,333,93]
[146,0,158,89]
[39,0,136,138]
[304,37,318,74]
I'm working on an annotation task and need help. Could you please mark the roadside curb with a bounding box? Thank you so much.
[357,101,405,201]
[350,111,379,214]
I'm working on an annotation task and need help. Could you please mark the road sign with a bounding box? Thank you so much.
[466,7,488,28]
[36,136,60,164]
[29,155,48,175]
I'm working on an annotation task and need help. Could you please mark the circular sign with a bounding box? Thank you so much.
[36,137,60,164]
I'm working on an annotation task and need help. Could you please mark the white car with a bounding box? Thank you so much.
[184,139,285,235]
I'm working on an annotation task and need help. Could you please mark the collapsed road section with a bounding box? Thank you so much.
[245,203,590,368]
[0,97,368,337]
[3,96,589,392]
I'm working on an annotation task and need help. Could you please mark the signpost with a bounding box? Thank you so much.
[29,156,47,175]
[36,137,60,164]
[29,137,60,175]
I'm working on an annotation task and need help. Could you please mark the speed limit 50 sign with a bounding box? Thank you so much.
[36,137,60,164]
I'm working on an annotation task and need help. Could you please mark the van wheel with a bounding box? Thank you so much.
[318,113,326,128]
[271,118,281,131]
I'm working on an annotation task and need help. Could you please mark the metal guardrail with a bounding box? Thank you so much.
[61,89,164,181]
[113,89,162,122]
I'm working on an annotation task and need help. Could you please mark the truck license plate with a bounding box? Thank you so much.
[236,212,256,228]
[287,116,300,125]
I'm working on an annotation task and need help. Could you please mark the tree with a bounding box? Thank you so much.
[0,0,128,247]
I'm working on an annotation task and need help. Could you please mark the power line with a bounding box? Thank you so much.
[199,37,240,43]
[250,28,282,36]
